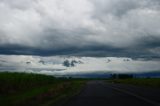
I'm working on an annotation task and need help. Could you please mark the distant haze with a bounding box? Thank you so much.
[0,55,160,76]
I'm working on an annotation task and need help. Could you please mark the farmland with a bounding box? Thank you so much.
[0,72,85,106]
[109,78,160,88]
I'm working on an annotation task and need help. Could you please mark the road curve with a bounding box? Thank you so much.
[62,81,160,106]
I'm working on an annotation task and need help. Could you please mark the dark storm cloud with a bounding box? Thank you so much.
[0,0,160,58]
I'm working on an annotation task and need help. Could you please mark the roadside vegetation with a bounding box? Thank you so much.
[0,72,85,106]
[110,78,160,88]
[109,74,160,88]
[1,72,159,106]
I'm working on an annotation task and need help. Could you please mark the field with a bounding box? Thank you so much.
[0,72,85,106]
[110,78,160,88]
[1,72,160,106]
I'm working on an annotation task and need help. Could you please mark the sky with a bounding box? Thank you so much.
[0,0,160,76]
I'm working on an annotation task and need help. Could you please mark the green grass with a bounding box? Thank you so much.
[109,78,160,88]
[0,72,85,106]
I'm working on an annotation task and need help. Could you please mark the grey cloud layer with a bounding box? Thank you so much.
[0,0,160,57]
[0,55,160,75]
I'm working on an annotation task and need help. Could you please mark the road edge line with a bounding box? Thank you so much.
[104,84,160,106]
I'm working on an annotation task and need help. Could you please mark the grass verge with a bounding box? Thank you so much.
[0,72,85,106]
[109,78,160,88]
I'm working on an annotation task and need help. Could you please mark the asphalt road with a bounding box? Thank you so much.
[63,81,160,106]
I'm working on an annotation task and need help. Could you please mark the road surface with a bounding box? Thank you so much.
[63,81,160,106]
